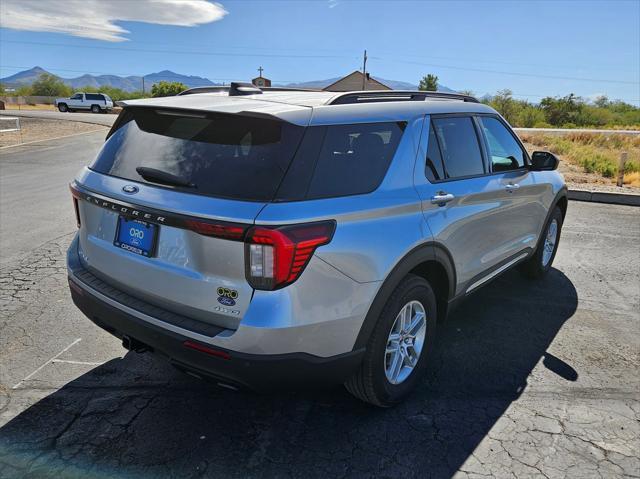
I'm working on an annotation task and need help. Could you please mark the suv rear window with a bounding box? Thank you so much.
[86,93,103,101]
[91,108,305,201]
[304,122,405,199]
[276,122,406,200]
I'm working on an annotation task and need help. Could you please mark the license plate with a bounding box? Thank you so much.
[114,216,158,257]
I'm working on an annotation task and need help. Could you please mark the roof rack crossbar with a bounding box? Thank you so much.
[327,90,479,105]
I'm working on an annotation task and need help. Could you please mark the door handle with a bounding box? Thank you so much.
[505,183,520,192]
[430,193,455,206]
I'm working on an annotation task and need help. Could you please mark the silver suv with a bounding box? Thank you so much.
[67,85,567,406]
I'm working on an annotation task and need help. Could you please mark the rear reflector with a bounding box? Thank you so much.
[183,340,231,360]
[245,221,336,290]
[68,278,84,296]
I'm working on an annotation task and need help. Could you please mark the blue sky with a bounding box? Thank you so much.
[1,0,638,104]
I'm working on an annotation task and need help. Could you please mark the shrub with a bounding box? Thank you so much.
[151,81,187,97]
[517,106,545,128]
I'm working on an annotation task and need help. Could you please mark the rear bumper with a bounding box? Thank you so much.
[67,239,364,391]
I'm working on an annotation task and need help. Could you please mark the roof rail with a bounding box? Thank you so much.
[328,90,479,105]
[178,85,323,96]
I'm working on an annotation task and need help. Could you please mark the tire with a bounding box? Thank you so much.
[57,103,68,112]
[91,105,101,113]
[345,274,437,407]
[520,206,563,279]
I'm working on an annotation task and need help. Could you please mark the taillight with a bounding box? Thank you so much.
[184,219,247,241]
[245,221,336,290]
[70,185,81,228]
[73,198,81,228]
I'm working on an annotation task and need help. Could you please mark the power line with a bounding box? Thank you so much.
[376,57,638,85]
[370,51,638,75]
[4,39,636,85]
[70,36,637,74]
[1,40,355,60]
[0,65,307,84]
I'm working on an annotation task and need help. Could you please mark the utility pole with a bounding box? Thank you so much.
[142,76,145,95]
[362,50,367,90]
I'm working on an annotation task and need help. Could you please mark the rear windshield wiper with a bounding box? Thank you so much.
[136,167,196,188]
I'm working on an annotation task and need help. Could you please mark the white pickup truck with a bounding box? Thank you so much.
[55,92,114,113]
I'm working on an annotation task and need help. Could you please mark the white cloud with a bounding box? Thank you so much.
[0,0,227,42]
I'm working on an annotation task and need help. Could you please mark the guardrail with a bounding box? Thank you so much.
[514,127,639,136]
[0,96,57,105]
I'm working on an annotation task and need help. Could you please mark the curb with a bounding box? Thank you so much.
[568,189,640,207]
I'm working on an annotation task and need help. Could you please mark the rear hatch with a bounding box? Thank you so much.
[73,104,310,330]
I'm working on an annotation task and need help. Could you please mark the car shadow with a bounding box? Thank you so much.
[0,268,578,478]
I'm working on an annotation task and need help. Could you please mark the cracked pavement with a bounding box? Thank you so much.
[0,131,639,478]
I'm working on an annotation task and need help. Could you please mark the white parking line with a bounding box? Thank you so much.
[0,128,106,150]
[11,338,82,389]
[51,359,105,366]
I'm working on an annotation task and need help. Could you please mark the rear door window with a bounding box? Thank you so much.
[425,122,445,182]
[432,117,485,179]
[91,108,305,201]
[86,93,102,101]
[305,122,405,199]
[479,116,526,172]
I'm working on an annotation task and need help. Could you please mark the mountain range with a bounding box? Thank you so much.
[1,66,455,93]
[0,67,218,92]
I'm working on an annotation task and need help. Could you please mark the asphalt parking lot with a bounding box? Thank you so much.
[0,131,638,478]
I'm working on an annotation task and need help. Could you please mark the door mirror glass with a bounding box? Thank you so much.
[530,151,559,171]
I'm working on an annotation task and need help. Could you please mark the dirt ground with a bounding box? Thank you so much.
[0,117,107,148]
[521,140,640,194]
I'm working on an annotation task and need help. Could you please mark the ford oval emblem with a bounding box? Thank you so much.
[122,185,139,194]
[217,296,236,307]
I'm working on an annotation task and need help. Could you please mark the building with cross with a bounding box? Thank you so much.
[252,66,271,87]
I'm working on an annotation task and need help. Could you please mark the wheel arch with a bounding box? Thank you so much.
[353,242,456,350]
[556,193,568,220]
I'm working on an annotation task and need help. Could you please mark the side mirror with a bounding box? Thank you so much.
[530,151,559,171]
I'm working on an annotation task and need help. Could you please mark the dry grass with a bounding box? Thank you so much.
[3,104,56,111]
[623,171,640,187]
[520,132,640,183]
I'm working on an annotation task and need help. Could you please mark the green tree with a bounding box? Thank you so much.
[540,94,584,127]
[15,85,33,96]
[30,73,71,96]
[489,89,517,124]
[151,81,188,97]
[418,74,438,91]
[593,95,610,108]
[517,105,545,128]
